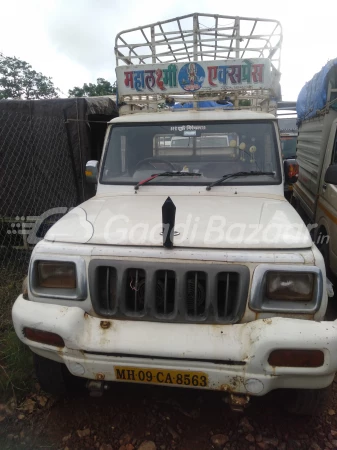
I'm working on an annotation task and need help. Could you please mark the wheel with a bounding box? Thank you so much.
[285,386,331,416]
[34,353,70,395]
[133,157,176,173]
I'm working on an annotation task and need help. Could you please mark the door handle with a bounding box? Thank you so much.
[322,183,327,191]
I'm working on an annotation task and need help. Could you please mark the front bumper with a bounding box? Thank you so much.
[12,295,337,396]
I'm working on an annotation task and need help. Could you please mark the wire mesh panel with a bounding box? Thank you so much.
[0,111,79,283]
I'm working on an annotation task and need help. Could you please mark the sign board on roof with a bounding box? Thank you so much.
[116,58,273,96]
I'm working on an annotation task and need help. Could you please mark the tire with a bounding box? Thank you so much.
[285,386,331,416]
[34,353,69,395]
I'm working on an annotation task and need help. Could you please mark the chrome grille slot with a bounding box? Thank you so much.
[155,270,175,315]
[217,272,239,319]
[186,271,207,317]
[97,266,117,313]
[125,269,146,313]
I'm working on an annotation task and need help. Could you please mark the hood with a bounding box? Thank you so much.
[45,194,312,249]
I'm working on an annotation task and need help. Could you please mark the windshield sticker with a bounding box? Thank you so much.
[249,145,257,164]
[183,130,197,136]
[239,142,247,161]
[170,125,206,131]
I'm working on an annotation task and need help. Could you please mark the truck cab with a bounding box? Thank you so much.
[12,13,337,415]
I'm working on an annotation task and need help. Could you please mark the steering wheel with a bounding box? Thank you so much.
[133,157,177,173]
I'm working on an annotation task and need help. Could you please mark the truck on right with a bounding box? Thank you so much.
[293,58,337,279]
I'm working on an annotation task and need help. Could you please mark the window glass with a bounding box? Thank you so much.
[101,121,281,185]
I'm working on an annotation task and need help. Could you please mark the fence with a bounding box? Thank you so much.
[0,111,80,286]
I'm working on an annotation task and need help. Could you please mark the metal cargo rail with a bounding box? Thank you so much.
[115,13,282,70]
[114,13,283,114]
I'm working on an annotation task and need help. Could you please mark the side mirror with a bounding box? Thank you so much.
[85,160,99,184]
[324,165,337,185]
[284,159,299,184]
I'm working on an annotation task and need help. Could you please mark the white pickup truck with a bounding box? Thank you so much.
[12,13,337,415]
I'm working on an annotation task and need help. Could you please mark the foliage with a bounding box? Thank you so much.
[68,78,116,97]
[239,99,251,106]
[0,53,59,100]
[0,330,33,401]
[0,265,33,400]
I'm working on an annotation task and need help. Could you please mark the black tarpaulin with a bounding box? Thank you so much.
[0,96,118,217]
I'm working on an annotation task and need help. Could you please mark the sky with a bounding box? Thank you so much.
[0,0,336,101]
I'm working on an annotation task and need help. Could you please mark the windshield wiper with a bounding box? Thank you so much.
[135,171,201,190]
[206,171,275,191]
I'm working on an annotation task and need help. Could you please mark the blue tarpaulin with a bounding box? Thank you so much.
[297,58,337,121]
[173,100,233,109]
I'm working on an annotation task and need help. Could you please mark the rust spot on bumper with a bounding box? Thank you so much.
[100,321,111,329]
[220,384,233,392]
[95,373,105,380]
[220,376,245,393]
[263,318,272,324]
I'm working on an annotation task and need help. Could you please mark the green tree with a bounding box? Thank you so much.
[68,78,116,97]
[0,53,59,100]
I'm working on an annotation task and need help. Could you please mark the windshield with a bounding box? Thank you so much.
[281,135,297,159]
[101,121,281,185]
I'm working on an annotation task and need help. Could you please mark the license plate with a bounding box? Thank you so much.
[114,366,208,387]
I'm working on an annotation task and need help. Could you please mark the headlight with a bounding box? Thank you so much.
[29,256,87,300]
[37,261,76,289]
[266,272,314,301]
[250,265,322,313]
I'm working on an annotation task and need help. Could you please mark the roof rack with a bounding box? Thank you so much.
[115,13,282,70]
[115,13,282,114]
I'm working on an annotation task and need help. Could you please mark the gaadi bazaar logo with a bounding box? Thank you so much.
[123,62,265,92]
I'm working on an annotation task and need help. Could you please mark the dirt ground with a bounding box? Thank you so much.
[1,298,337,450]
[1,378,337,450]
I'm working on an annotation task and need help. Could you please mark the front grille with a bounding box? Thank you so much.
[155,270,175,315]
[186,271,207,317]
[89,260,249,324]
[217,272,239,319]
[97,266,117,315]
[125,268,146,313]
